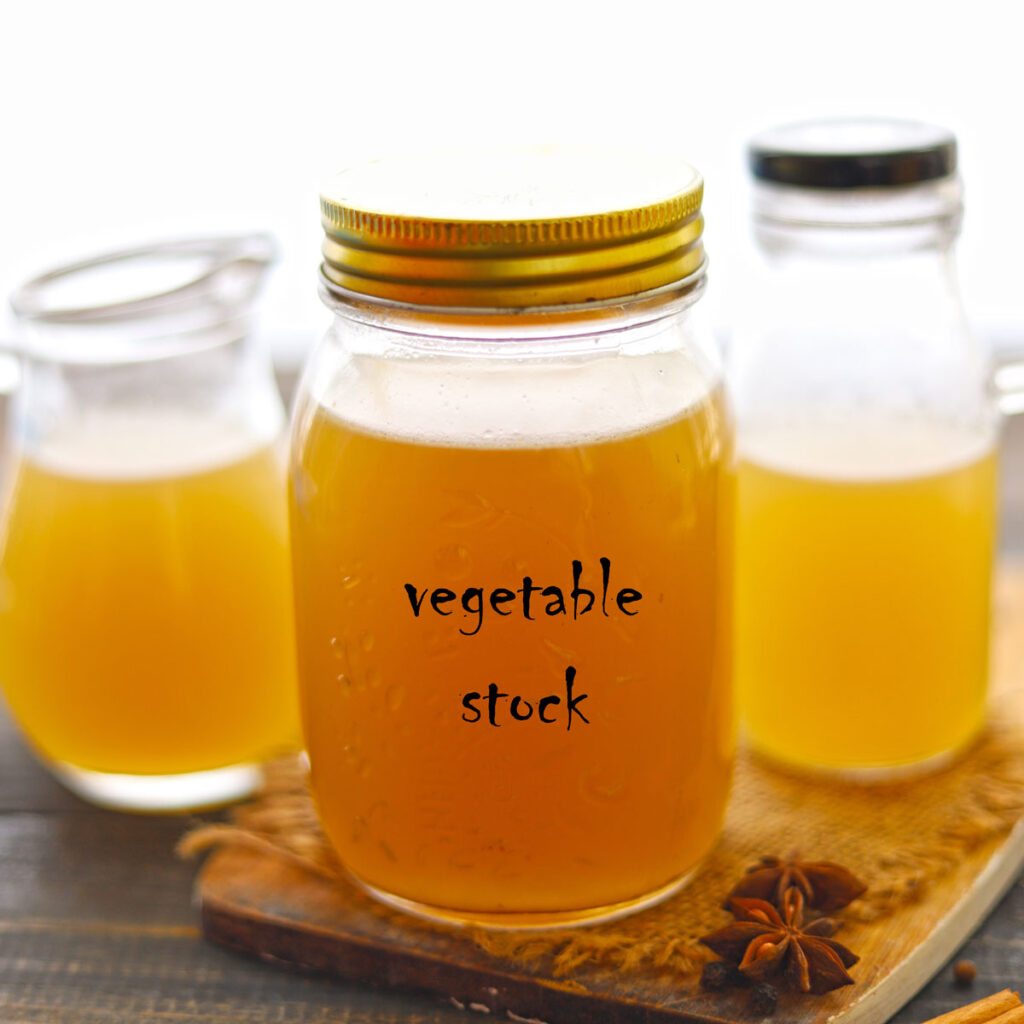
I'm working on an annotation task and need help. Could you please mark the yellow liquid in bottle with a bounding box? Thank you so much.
[0,414,300,777]
[736,420,997,773]
[290,373,734,920]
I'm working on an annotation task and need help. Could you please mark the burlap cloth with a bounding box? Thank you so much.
[180,571,1024,979]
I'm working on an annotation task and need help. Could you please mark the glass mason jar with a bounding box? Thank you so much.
[290,146,734,927]
[730,120,998,777]
[2,235,299,810]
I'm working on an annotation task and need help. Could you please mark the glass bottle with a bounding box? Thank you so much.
[730,119,997,777]
[289,146,734,926]
[2,234,299,810]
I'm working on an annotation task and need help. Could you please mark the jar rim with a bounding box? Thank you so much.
[317,261,708,343]
[10,234,276,326]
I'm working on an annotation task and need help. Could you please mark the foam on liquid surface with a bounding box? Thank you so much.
[310,349,720,450]
[740,416,997,482]
[24,410,277,480]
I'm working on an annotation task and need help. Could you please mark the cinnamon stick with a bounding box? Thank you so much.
[986,1008,1024,1024]
[922,990,1022,1024]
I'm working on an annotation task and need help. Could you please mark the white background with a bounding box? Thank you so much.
[1,0,1020,365]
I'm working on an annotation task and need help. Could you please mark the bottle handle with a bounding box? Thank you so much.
[994,349,1024,417]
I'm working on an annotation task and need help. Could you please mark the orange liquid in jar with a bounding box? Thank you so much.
[290,360,734,921]
[736,420,997,773]
[0,414,299,776]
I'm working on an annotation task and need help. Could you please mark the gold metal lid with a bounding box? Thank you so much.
[319,145,705,309]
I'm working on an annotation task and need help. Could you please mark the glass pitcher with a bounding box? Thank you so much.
[730,119,1001,777]
[1,235,299,810]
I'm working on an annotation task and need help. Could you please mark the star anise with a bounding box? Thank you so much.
[701,887,859,994]
[724,852,867,913]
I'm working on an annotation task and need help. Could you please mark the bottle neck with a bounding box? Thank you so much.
[731,182,990,435]
[751,176,963,240]
[752,237,965,329]
[746,176,968,333]
[750,175,963,322]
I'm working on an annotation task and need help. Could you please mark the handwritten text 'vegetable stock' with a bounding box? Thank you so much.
[403,558,642,730]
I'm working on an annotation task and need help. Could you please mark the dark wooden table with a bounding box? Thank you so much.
[1,414,1022,1024]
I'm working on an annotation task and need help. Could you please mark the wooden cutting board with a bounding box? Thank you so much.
[196,566,1024,1024]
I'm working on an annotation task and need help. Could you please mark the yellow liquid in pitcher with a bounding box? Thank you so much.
[0,415,299,776]
[736,420,997,772]
[290,374,734,919]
